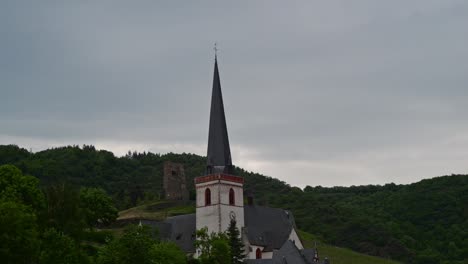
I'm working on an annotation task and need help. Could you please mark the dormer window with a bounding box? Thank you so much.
[205,188,211,206]
[229,188,235,205]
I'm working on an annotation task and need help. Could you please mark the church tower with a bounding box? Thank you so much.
[195,56,245,235]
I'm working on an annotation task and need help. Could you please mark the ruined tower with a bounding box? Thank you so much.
[163,161,189,201]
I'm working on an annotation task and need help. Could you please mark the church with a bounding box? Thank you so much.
[151,56,329,264]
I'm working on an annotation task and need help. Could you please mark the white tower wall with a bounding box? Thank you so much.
[195,176,244,235]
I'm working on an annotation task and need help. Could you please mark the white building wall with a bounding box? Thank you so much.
[196,205,220,234]
[262,251,273,259]
[247,245,263,259]
[196,182,220,234]
[196,179,244,235]
[245,229,303,260]
[219,180,243,205]
[247,245,273,259]
[196,182,220,206]
[220,205,244,232]
[288,228,304,249]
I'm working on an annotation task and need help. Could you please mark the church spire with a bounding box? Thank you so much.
[206,55,233,175]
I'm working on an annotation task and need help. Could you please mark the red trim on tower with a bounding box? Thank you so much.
[196,203,244,208]
[195,173,244,184]
[195,182,242,189]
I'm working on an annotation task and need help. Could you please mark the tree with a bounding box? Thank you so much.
[0,200,40,264]
[209,238,231,264]
[80,187,118,228]
[195,227,231,264]
[44,184,85,239]
[148,242,187,264]
[39,228,82,264]
[97,224,158,264]
[226,218,245,264]
[0,165,43,264]
[0,164,45,212]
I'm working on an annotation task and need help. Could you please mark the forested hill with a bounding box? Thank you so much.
[1,144,467,263]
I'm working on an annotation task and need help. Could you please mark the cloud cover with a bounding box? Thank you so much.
[1,1,468,187]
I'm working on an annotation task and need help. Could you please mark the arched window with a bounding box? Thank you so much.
[205,188,211,206]
[256,248,262,259]
[229,188,235,205]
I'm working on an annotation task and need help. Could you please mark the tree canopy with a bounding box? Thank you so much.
[80,187,118,228]
[195,227,231,264]
[1,144,468,263]
[227,218,245,264]
[97,224,186,264]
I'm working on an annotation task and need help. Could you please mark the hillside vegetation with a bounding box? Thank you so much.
[1,144,467,263]
[117,200,195,221]
[298,231,400,264]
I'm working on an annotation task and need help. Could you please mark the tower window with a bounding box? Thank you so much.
[229,188,235,205]
[205,188,211,206]
[256,248,262,259]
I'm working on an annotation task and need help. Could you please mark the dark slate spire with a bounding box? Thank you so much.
[206,56,233,175]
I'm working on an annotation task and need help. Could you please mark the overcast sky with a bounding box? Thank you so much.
[1,1,468,188]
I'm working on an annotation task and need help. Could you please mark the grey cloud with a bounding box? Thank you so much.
[1,1,468,187]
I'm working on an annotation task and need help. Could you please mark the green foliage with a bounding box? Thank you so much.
[226,218,245,264]
[0,164,43,264]
[195,227,231,264]
[209,238,231,264]
[39,228,82,264]
[1,145,468,263]
[96,224,159,264]
[0,145,207,209]
[80,187,118,228]
[118,201,195,221]
[44,184,85,239]
[0,164,95,264]
[0,144,30,164]
[81,230,115,244]
[0,200,40,264]
[148,242,187,264]
[294,176,468,263]
[298,230,401,264]
[97,225,186,264]
[0,164,45,212]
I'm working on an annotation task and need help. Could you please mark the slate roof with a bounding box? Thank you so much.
[272,240,311,264]
[143,205,298,254]
[141,208,330,263]
[300,248,317,262]
[143,214,196,253]
[206,57,233,175]
[244,205,296,251]
[245,241,322,264]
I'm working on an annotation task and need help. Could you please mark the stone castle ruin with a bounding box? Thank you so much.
[163,161,189,201]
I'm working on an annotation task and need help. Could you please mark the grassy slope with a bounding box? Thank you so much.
[298,230,400,264]
[117,200,400,264]
[118,200,195,221]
